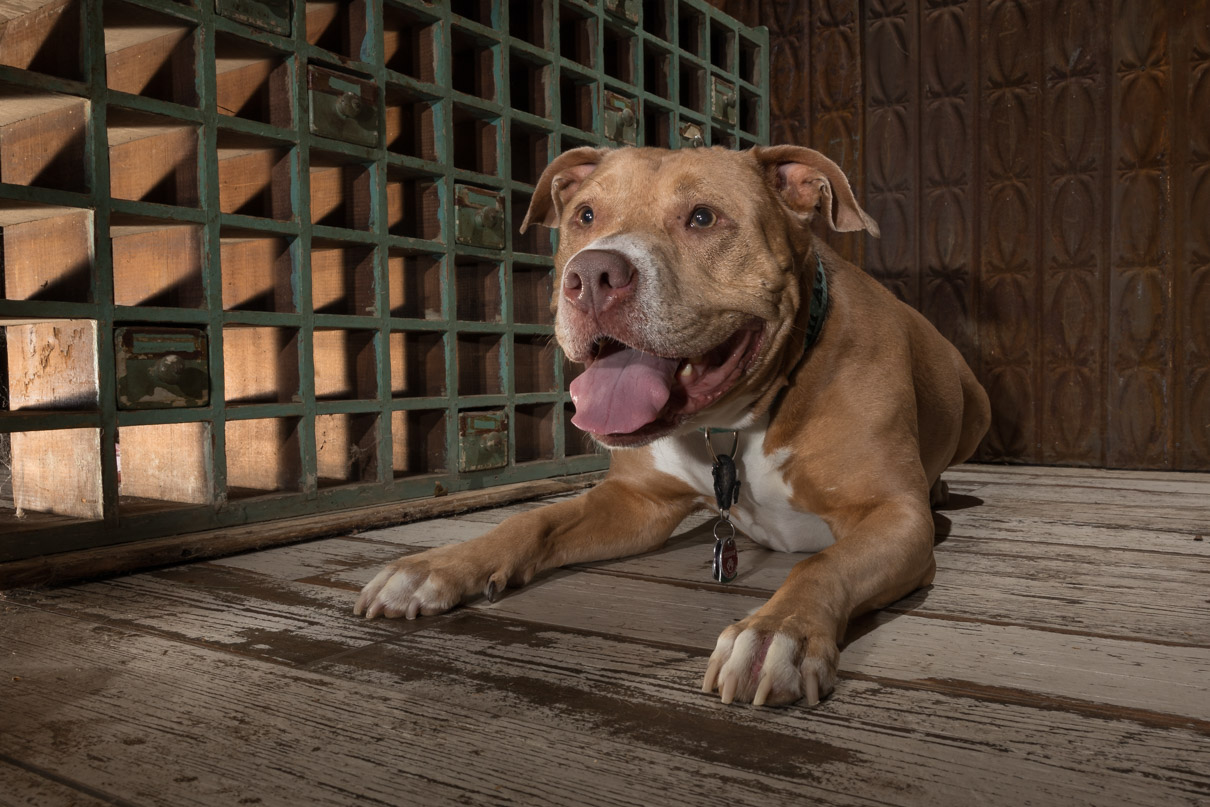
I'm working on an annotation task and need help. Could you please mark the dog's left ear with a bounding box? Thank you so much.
[752,145,880,237]
[520,147,608,233]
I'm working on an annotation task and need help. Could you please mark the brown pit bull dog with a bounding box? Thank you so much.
[356,145,990,707]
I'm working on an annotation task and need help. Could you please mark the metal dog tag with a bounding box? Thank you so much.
[712,533,739,583]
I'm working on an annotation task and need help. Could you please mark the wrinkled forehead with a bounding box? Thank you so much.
[581,148,767,217]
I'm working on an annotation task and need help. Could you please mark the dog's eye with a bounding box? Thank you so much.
[578,207,594,226]
[689,207,717,228]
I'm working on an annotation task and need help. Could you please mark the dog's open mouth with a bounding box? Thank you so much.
[568,321,763,444]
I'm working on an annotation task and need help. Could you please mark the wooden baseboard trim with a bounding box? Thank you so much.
[0,473,604,590]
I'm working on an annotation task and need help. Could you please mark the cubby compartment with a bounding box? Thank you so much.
[217,132,293,220]
[711,126,735,149]
[508,53,549,117]
[0,87,88,193]
[225,416,302,497]
[679,61,705,113]
[385,168,442,240]
[385,86,438,160]
[305,0,368,61]
[0,203,92,302]
[454,258,501,322]
[0,0,82,80]
[710,21,734,70]
[107,110,199,208]
[511,190,552,256]
[110,216,203,308]
[450,0,491,27]
[4,319,99,411]
[643,0,670,40]
[118,422,213,513]
[678,6,704,56]
[8,426,102,518]
[559,2,595,68]
[312,328,376,400]
[215,33,292,128]
[603,23,634,82]
[514,403,554,463]
[514,335,555,393]
[457,333,502,396]
[559,74,594,132]
[451,105,498,176]
[220,229,295,312]
[103,0,197,106]
[391,408,446,477]
[383,2,437,82]
[564,402,595,455]
[388,250,442,319]
[309,152,372,231]
[451,27,495,101]
[509,122,550,185]
[739,36,760,85]
[310,239,376,316]
[740,88,760,136]
[508,0,546,47]
[511,263,553,325]
[315,412,378,487]
[389,329,445,397]
[644,43,671,99]
[644,106,672,147]
[223,326,300,403]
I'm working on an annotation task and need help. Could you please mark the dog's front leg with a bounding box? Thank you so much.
[355,473,697,620]
[703,495,935,707]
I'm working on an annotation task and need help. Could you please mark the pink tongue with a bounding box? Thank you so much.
[570,347,680,435]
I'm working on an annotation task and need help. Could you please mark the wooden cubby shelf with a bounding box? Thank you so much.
[0,0,766,560]
[389,329,444,398]
[220,229,295,312]
[309,152,372,231]
[312,327,377,400]
[387,250,442,320]
[215,33,292,128]
[225,416,302,498]
[305,0,369,61]
[0,0,83,80]
[111,216,204,308]
[391,407,445,477]
[0,86,88,194]
[454,258,501,322]
[0,203,92,302]
[107,110,199,208]
[117,422,213,515]
[103,0,197,106]
[315,411,377,487]
[223,325,300,404]
[216,132,293,220]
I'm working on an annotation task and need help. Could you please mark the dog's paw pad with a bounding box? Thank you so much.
[702,626,836,708]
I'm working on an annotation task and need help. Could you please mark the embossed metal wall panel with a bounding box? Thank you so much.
[712,0,1208,470]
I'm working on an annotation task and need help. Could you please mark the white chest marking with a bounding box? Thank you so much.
[650,423,835,553]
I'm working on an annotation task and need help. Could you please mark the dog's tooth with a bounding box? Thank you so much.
[679,363,694,378]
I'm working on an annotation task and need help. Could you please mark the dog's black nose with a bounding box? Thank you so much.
[562,250,635,314]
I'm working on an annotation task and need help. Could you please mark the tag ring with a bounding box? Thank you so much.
[703,429,739,463]
[713,518,736,542]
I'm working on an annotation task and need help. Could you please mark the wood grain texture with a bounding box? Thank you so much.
[713,0,1209,470]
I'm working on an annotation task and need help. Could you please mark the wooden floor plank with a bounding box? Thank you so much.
[0,608,878,807]
[0,759,120,807]
[308,616,1210,806]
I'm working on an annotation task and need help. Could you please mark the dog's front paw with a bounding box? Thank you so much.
[701,616,839,707]
[354,550,479,620]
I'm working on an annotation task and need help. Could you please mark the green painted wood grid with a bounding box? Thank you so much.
[0,0,769,561]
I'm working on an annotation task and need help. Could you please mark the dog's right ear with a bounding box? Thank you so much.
[520,147,607,233]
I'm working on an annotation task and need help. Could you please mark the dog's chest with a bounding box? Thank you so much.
[650,427,835,553]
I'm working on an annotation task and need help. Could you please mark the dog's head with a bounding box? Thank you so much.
[522,145,878,448]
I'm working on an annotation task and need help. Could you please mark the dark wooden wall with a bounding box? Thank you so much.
[711,0,1209,471]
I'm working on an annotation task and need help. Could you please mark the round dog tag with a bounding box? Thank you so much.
[712,532,739,583]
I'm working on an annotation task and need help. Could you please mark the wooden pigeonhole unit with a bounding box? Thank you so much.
[0,0,769,568]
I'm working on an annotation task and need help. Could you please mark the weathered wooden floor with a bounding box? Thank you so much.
[1,465,1208,806]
